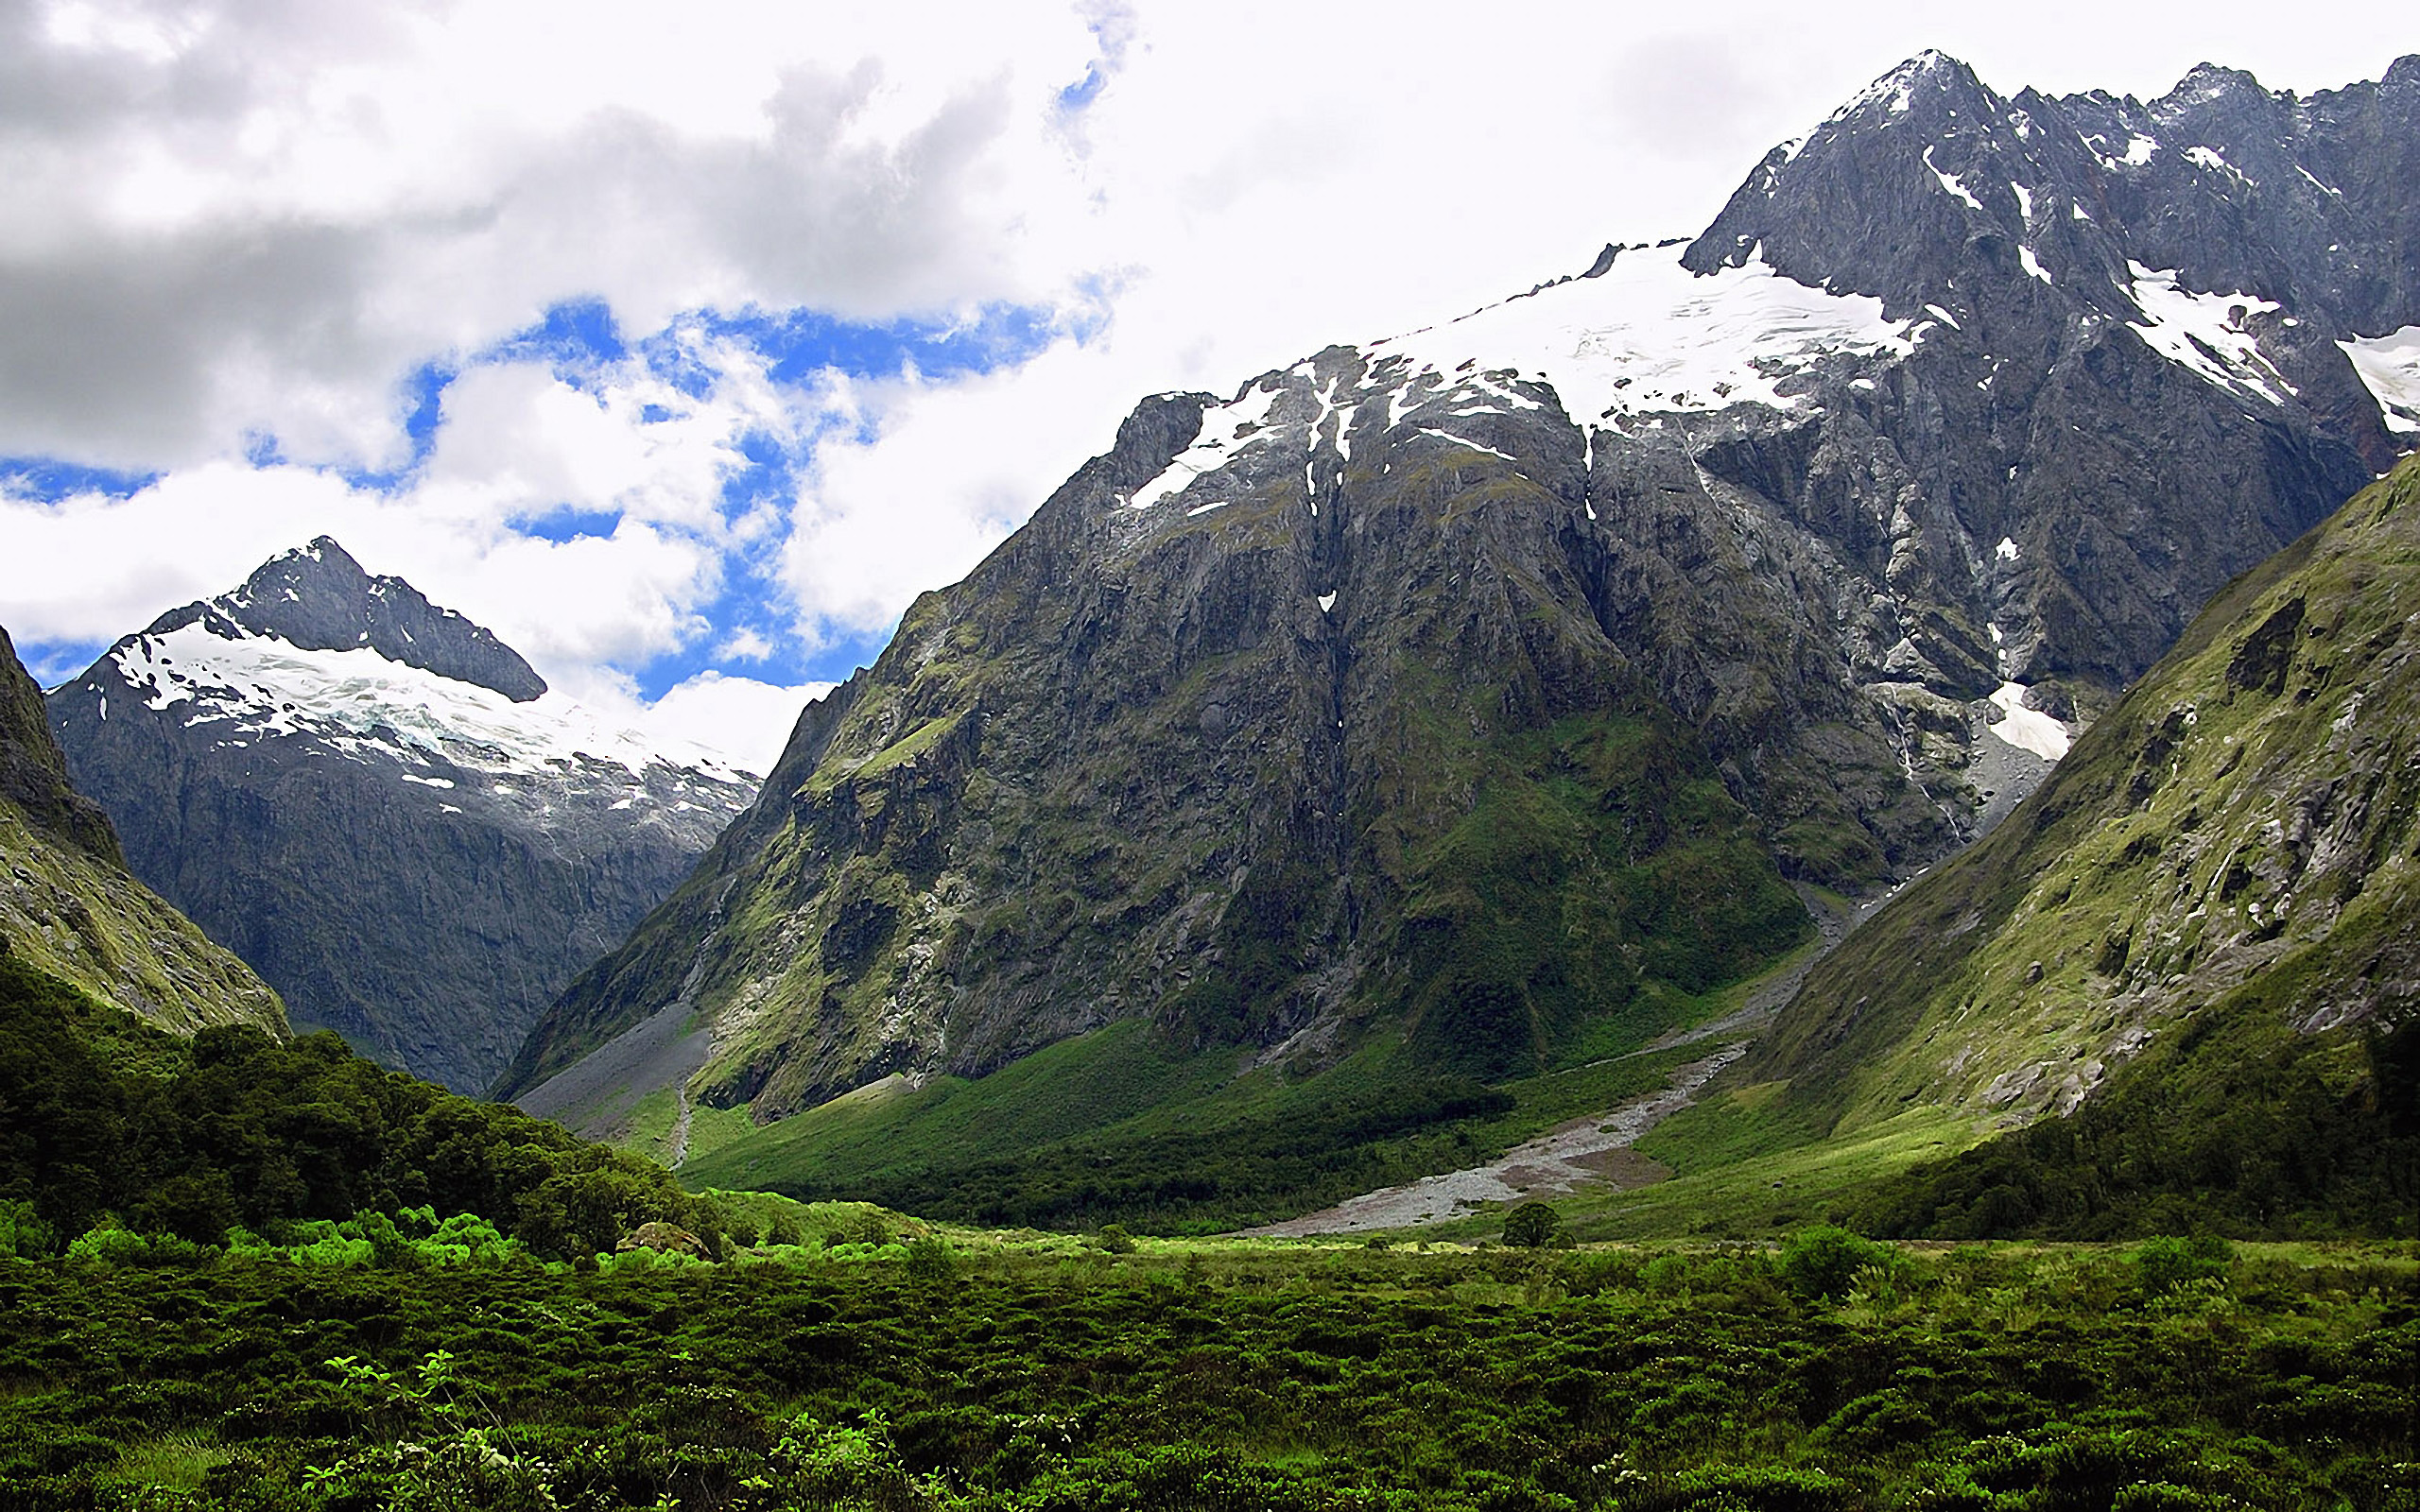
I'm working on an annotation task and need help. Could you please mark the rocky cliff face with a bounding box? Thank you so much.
[502,54,2415,1126]
[1,624,285,1035]
[1745,451,2420,1135]
[47,541,756,1091]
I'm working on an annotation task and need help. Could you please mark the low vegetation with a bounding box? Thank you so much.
[1,1227,2408,1510]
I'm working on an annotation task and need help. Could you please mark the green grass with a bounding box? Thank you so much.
[99,1431,231,1491]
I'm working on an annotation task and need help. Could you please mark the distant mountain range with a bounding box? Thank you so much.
[495,47,2417,1185]
[46,539,756,1091]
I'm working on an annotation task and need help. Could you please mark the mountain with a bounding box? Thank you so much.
[1711,453,2420,1235]
[0,624,284,1036]
[499,55,2415,1155]
[46,539,757,1092]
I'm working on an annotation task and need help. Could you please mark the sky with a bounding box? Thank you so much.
[0,0,2403,772]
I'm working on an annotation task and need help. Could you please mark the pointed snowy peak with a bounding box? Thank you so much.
[1821,49,1998,129]
[145,537,547,702]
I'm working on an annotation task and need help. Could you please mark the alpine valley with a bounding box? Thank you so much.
[491,52,2418,1233]
[1,44,2415,1512]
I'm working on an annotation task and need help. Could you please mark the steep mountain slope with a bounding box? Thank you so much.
[503,55,2412,1144]
[0,625,284,1036]
[1743,452,2420,1112]
[47,540,756,1091]
[1690,454,2420,1231]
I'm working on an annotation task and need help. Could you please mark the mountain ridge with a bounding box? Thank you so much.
[48,541,755,1091]
[508,52,2411,1159]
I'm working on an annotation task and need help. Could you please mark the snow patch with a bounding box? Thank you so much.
[1923,146,1983,210]
[2010,181,2034,221]
[2339,325,2420,435]
[2018,245,2051,284]
[107,624,755,783]
[1129,383,1284,509]
[1986,682,2070,761]
[1925,303,1962,332]
[2183,145,2249,184]
[1368,244,1914,427]
[1184,500,1231,517]
[1317,593,1337,613]
[1996,537,2020,561]
[2127,264,2292,405]
[1419,428,1518,464]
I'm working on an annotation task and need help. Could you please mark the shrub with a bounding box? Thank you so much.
[1779,1225,1893,1300]
[904,1236,959,1282]
[1095,1223,1137,1255]
[2131,1235,2234,1299]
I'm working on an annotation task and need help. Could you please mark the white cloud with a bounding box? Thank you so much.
[545,662,835,778]
[0,0,2404,754]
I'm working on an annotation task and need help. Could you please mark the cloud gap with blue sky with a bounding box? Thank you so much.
[0,0,2398,771]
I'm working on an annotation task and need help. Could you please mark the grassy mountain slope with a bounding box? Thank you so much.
[1645,455,2420,1234]
[0,626,283,1036]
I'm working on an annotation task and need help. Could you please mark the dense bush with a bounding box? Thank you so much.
[0,1238,2408,1510]
[1858,1005,2419,1242]
[0,953,712,1259]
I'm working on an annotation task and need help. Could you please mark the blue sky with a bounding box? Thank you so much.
[0,0,2398,769]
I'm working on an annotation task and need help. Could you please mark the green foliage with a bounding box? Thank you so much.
[1502,1201,1563,1249]
[2131,1235,2235,1299]
[0,953,713,1260]
[902,1236,959,1282]
[1858,1011,2420,1240]
[771,1074,1518,1233]
[1777,1226,1893,1300]
[1092,1224,1136,1256]
[0,1239,2407,1509]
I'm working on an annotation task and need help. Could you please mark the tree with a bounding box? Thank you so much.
[1503,1201,1562,1248]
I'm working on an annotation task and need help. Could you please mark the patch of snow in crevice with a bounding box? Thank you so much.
[2127,263,2292,405]
[2018,245,2052,284]
[2123,133,2159,165]
[1924,146,1983,210]
[2184,145,2250,184]
[2071,201,2092,221]
[2296,164,2342,198]
[1184,500,1230,517]
[1996,537,2020,561]
[1925,303,1962,332]
[1317,593,1337,613]
[1129,382,1285,509]
[1418,428,1519,465]
[400,773,456,789]
[1986,681,2070,761]
[2339,325,2420,435]
[2010,181,2034,221]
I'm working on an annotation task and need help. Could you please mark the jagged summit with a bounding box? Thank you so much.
[143,535,547,702]
[48,542,758,1091]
